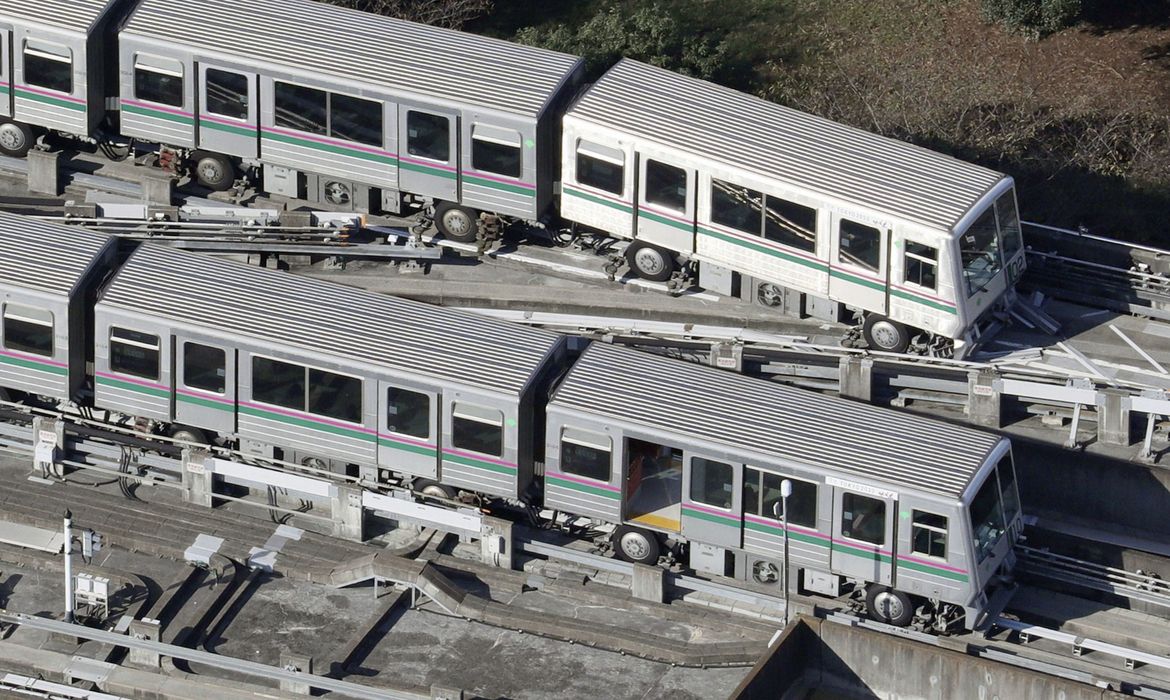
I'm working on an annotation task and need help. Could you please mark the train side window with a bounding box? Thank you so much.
[911,510,948,559]
[904,241,938,290]
[406,111,450,162]
[838,219,881,271]
[274,81,327,135]
[330,93,383,147]
[134,55,184,108]
[387,387,430,438]
[308,368,362,423]
[576,141,624,195]
[183,342,225,394]
[764,196,817,253]
[841,492,886,545]
[761,471,817,527]
[644,160,687,212]
[206,68,249,120]
[2,304,53,356]
[452,403,503,457]
[711,179,763,234]
[472,125,522,178]
[690,457,733,509]
[23,41,72,94]
[110,328,160,380]
[252,356,305,410]
[561,428,611,482]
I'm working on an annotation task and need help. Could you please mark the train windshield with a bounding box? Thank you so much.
[996,190,1023,261]
[959,206,1003,296]
[969,466,1009,563]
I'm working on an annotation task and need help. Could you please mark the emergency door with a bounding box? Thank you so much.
[829,215,890,314]
[197,64,258,159]
[173,336,237,435]
[829,480,896,586]
[398,105,459,202]
[377,381,440,480]
[0,30,10,118]
[634,152,696,255]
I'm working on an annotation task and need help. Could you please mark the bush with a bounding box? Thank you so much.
[981,0,1085,36]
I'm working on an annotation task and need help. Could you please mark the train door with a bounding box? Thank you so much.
[680,453,742,548]
[0,30,10,118]
[398,105,459,202]
[172,336,236,436]
[633,152,696,255]
[197,64,258,159]
[623,437,683,533]
[829,215,889,314]
[829,478,896,586]
[377,381,440,480]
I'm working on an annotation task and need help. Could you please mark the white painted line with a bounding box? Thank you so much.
[1110,324,1169,375]
[1056,342,1108,380]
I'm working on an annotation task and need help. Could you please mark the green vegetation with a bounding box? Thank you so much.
[980,0,1085,37]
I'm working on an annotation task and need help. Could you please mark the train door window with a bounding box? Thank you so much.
[903,241,938,290]
[472,125,521,178]
[330,93,382,147]
[308,369,362,423]
[995,191,1023,260]
[690,457,733,509]
[644,159,687,212]
[183,342,225,394]
[109,328,160,380]
[406,111,450,162]
[911,510,948,559]
[840,492,885,545]
[2,304,53,356]
[452,403,503,457]
[838,219,880,271]
[206,68,249,120]
[274,81,327,135]
[561,428,611,482]
[23,41,72,94]
[764,196,817,253]
[387,386,429,438]
[134,55,184,108]
[575,140,624,195]
[711,179,763,234]
[251,356,305,410]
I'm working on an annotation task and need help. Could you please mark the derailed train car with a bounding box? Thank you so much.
[0,212,1021,630]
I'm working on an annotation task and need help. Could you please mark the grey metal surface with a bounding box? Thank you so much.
[0,211,114,297]
[550,342,1003,498]
[0,0,117,35]
[97,244,562,395]
[567,59,1006,232]
[121,0,582,118]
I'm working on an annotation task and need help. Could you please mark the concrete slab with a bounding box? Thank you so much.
[0,521,64,553]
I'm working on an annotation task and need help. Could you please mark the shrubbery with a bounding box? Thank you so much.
[980,0,1085,36]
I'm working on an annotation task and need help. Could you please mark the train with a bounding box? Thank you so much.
[0,0,1027,358]
[0,211,1022,631]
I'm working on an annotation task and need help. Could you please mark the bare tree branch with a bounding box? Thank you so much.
[322,0,492,29]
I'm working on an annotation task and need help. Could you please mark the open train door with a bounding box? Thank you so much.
[0,30,10,118]
[828,476,896,586]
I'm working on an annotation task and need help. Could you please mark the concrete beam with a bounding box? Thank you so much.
[967,368,1002,428]
[26,150,60,196]
[1098,388,1132,446]
[140,168,175,206]
[279,652,313,695]
[332,483,364,542]
[837,356,873,403]
[631,563,665,603]
[126,618,161,668]
[181,448,214,508]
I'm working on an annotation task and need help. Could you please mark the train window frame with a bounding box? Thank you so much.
[250,355,306,411]
[689,456,734,510]
[840,492,886,546]
[764,195,818,253]
[2,304,53,357]
[133,54,184,108]
[644,159,688,212]
[451,403,504,458]
[386,386,430,439]
[274,81,327,136]
[0,34,6,82]
[109,327,161,381]
[406,110,450,163]
[330,92,383,148]
[959,206,1003,296]
[472,125,522,179]
[910,510,948,560]
[23,40,72,94]
[307,368,363,424]
[711,179,763,235]
[995,191,1024,261]
[182,342,226,395]
[576,140,625,196]
[744,467,818,528]
[560,428,611,483]
[837,219,881,272]
[205,68,249,120]
[903,241,938,290]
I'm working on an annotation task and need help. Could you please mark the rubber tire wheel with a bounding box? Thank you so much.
[866,586,915,627]
[193,152,236,191]
[415,479,456,500]
[625,241,675,282]
[862,314,911,353]
[435,203,480,243]
[612,525,661,565]
[0,121,34,158]
[170,426,209,445]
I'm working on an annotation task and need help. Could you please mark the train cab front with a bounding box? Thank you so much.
[963,445,1024,631]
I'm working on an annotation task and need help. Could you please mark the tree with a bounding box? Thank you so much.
[321,0,492,29]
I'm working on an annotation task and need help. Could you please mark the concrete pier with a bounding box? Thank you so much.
[26,150,60,196]
[838,356,873,402]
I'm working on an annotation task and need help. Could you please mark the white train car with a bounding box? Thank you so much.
[561,60,1027,357]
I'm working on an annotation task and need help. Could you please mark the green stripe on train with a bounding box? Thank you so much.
[463,173,534,197]
[262,130,397,166]
[0,355,67,376]
[122,103,193,126]
[96,375,168,399]
[16,89,86,112]
[443,452,515,476]
[546,475,620,499]
[176,393,234,412]
[377,437,437,458]
[203,119,257,138]
[681,506,740,527]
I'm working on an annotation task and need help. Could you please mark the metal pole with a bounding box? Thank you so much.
[780,479,793,628]
[63,509,73,624]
